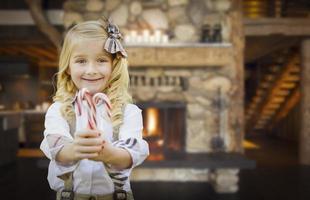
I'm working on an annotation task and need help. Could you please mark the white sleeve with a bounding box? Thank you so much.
[112,104,149,168]
[40,102,78,177]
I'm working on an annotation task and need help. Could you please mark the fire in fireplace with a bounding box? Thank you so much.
[138,102,186,161]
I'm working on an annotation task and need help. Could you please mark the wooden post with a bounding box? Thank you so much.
[229,0,245,152]
[300,39,310,165]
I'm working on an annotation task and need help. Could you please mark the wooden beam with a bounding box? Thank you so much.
[38,60,58,68]
[7,46,40,60]
[0,10,63,25]
[0,39,51,46]
[0,47,37,63]
[300,39,310,165]
[0,47,18,55]
[244,18,310,36]
[25,46,57,61]
[126,45,233,67]
[25,0,62,51]
[245,36,300,63]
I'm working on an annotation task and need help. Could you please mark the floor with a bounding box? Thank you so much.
[237,136,310,200]
[0,135,310,200]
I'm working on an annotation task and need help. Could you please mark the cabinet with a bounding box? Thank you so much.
[0,115,19,166]
[23,112,45,148]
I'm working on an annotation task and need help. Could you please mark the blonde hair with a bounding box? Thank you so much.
[53,20,132,132]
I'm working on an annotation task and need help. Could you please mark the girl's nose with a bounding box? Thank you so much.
[85,63,98,74]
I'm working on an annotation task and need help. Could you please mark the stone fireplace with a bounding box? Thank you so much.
[125,45,251,193]
[128,45,237,153]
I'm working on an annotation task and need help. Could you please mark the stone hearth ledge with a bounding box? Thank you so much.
[130,168,239,193]
[130,153,255,193]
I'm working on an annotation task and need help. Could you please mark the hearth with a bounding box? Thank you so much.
[138,102,186,161]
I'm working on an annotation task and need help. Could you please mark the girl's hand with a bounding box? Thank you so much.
[89,131,114,163]
[69,129,104,161]
[89,131,132,170]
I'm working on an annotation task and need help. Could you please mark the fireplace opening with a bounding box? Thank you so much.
[138,102,186,161]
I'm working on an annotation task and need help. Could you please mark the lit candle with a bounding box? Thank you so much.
[162,34,169,43]
[154,30,161,43]
[130,30,137,43]
[137,35,143,43]
[149,35,155,43]
[143,29,150,43]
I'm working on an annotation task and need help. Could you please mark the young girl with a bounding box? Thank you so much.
[40,18,149,200]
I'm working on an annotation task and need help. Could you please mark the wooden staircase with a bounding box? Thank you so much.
[245,54,301,133]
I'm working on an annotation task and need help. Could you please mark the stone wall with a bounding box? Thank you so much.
[63,0,232,43]
[129,65,237,153]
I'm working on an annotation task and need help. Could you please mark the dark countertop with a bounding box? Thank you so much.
[0,110,22,116]
[0,110,45,130]
[0,109,45,116]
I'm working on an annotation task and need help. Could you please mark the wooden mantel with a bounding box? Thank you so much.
[126,43,233,67]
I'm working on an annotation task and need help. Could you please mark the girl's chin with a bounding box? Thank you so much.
[80,86,105,94]
[86,89,99,94]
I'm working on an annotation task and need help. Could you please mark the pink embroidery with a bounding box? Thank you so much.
[53,136,62,148]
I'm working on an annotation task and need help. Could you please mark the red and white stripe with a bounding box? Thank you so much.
[74,88,112,130]
[93,93,112,118]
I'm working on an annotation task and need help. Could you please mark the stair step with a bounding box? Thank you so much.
[280,82,296,89]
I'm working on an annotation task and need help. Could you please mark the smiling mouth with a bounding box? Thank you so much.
[82,77,104,82]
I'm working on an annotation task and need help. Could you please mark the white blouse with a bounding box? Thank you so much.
[40,102,149,195]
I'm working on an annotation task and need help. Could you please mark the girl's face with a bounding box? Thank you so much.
[68,39,113,94]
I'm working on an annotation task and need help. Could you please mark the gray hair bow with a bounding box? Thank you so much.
[103,18,128,58]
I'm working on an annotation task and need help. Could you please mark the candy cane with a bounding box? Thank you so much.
[74,88,112,130]
[76,88,96,129]
[93,93,112,118]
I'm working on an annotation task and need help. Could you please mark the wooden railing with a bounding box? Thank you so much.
[243,0,310,18]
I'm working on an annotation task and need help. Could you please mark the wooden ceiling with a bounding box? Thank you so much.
[0,41,58,67]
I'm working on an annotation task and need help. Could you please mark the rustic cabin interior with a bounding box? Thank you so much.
[0,0,310,199]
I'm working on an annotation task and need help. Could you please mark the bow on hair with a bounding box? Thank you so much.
[99,17,128,58]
